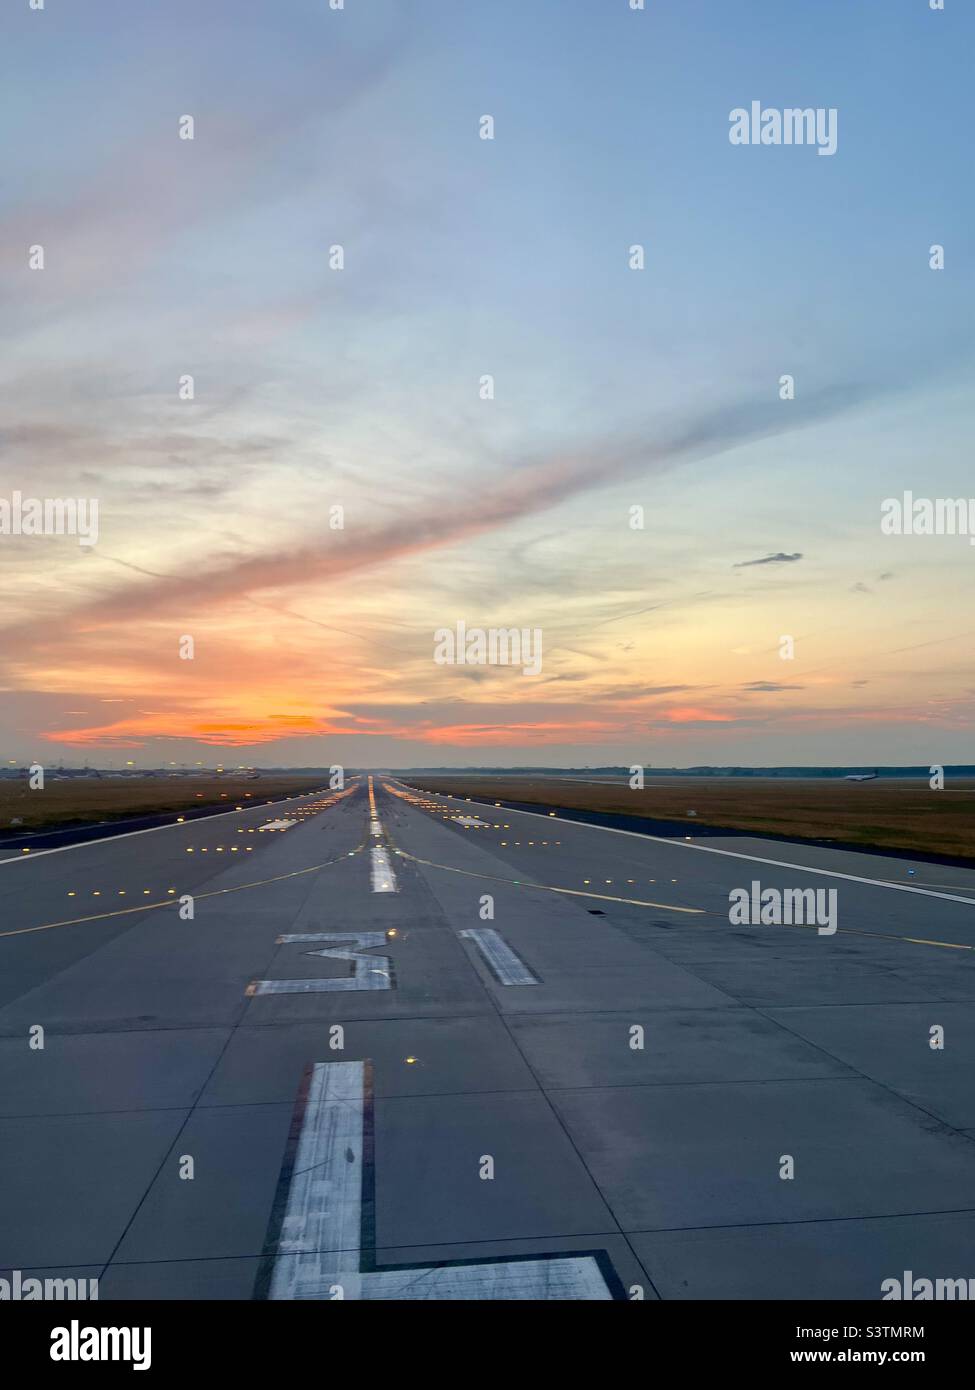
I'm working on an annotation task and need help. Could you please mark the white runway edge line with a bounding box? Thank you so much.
[389,783,975,910]
[459,927,540,986]
[267,1060,612,1300]
[0,788,335,865]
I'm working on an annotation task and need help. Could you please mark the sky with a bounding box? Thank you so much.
[1,0,972,769]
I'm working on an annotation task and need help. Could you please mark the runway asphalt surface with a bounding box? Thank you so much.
[2,774,975,1300]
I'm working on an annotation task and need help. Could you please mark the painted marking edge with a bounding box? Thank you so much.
[459,927,541,986]
[253,1060,625,1300]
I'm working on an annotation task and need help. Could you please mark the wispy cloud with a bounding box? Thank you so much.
[0,384,874,659]
[742,681,806,692]
[733,552,803,568]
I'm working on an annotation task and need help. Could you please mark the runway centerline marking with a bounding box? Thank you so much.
[367,775,397,891]
[370,846,397,893]
[260,1060,614,1301]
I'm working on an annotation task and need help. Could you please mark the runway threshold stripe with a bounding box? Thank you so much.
[459,927,540,985]
[265,1060,612,1300]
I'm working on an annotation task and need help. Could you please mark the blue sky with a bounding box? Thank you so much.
[1,0,971,766]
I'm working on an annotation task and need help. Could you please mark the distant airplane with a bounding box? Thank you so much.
[844,772,878,781]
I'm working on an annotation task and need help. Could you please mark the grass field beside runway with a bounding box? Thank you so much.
[0,775,330,835]
[405,775,975,862]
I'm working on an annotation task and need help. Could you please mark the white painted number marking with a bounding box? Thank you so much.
[459,928,539,986]
[249,932,392,995]
[267,1061,611,1300]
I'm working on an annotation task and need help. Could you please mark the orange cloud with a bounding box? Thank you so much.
[660,707,736,723]
[39,711,344,749]
[402,719,618,746]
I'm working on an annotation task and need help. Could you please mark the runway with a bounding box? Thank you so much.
[2,775,975,1300]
